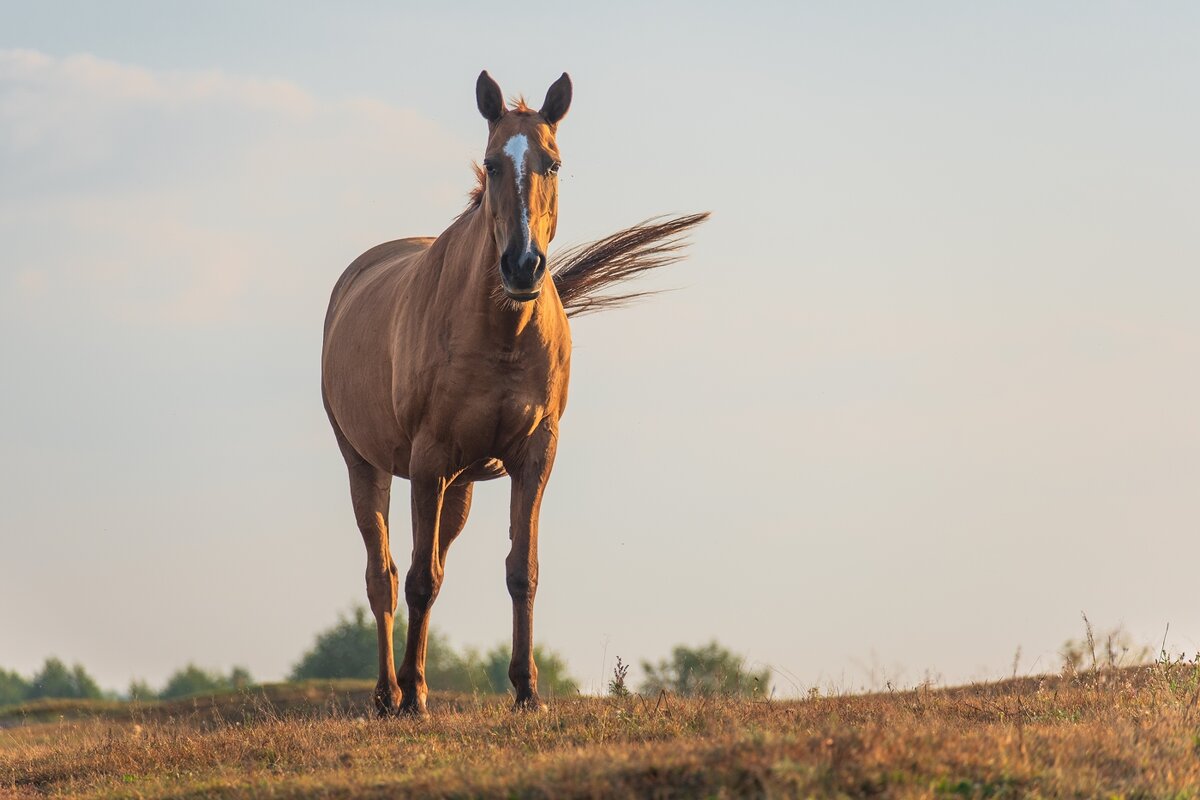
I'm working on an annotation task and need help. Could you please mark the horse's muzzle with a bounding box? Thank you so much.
[499,248,547,301]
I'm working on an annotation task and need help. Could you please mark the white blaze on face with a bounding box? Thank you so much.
[502,133,532,254]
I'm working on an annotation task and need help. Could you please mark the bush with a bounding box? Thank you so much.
[641,641,770,697]
[158,664,253,700]
[127,678,156,702]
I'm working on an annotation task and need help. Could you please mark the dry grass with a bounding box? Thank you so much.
[2,661,1198,799]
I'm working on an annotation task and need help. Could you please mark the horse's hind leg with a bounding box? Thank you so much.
[338,444,400,716]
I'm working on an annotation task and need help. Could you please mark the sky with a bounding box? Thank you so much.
[2,2,1198,696]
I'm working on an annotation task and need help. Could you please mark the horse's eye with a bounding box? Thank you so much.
[484,161,499,176]
[548,161,561,176]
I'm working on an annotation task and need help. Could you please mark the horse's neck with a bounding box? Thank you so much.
[431,207,561,345]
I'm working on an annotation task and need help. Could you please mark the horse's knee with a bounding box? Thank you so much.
[405,566,442,610]
[354,506,388,537]
[365,560,399,610]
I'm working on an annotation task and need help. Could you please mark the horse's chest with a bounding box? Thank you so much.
[433,358,562,454]
[454,377,554,445]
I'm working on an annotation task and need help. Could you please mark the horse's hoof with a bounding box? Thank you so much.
[397,700,430,718]
[373,686,402,718]
[512,695,547,713]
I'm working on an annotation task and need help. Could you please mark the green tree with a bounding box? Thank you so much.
[290,606,397,680]
[127,678,155,702]
[228,666,253,689]
[159,664,253,700]
[26,658,102,700]
[0,668,30,706]
[640,641,770,697]
[290,605,462,683]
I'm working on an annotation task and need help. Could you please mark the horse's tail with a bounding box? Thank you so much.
[550,212,710,317]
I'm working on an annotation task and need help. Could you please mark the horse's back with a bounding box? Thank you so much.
[323,237,435,336]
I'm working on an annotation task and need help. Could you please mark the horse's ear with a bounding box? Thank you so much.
[539,72,572,125]
[476,70,505,124]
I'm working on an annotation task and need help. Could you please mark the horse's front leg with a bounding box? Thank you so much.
[396,449,448,717]
[506,422,559,711]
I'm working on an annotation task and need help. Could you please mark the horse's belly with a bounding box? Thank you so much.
[322,323,413,476]
[324,371,412,477]
[322,241,432,477]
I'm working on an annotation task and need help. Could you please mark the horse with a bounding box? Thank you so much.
[321,70,708,716]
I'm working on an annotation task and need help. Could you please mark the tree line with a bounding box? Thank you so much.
[288,606,578,697]
[1,606,771,705]
[0,658,255,705]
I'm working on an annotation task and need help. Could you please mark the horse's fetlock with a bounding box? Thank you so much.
[505,571,537,599]
[509,661,537,680]
[404,585,433,609]
[405,570,441,609]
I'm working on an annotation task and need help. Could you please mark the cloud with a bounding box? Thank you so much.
[0,49,477,327]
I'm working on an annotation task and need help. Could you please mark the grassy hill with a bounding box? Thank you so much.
[2,661,1198,798]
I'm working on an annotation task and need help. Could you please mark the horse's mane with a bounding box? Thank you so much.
[464,162,486,211]
[550,213,711,317]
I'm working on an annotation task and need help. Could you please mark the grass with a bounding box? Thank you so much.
[1,660,1198,799]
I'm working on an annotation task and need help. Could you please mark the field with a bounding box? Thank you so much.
[2,661,1199,799]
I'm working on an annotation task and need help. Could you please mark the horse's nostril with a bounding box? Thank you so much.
[519,252,541,276]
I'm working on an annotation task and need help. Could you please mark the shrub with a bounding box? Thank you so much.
[640,641,770,697]
[159,664,253,700]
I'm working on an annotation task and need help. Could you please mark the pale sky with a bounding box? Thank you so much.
[2,2,1198,695]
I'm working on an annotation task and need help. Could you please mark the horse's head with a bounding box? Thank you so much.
[476,70,572,302]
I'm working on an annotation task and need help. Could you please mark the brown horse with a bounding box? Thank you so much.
[321,70,707,716]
